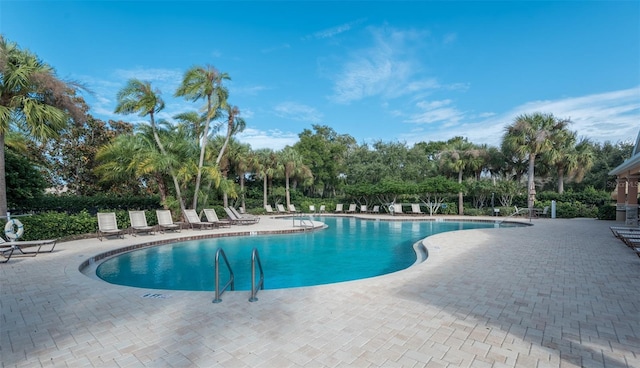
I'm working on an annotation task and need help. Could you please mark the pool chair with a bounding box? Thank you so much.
[184,209,216,230]
[335,204,344,213]
[0,238,57,261]
[224,207,259,225]
[346,204,357,213]
[156,210,181,233]
[203,209,231,228]
[228,207,260,223]
[371,205,380,214]
[97,212,126,241]
[289,204,298,213]
[319,205,326,213]
[360,205,368,213]
[1,242,14,263]
[277,204,288,213]
[410,203,424,215]
[128,210,155,236]
[264,204,275,214]
[309,205,316,213]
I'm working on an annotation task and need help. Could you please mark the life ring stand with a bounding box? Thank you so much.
[4,219,24,240]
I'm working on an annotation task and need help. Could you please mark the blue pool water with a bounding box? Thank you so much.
[96,217,515,291]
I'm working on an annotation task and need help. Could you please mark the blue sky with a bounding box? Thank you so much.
[2,1,639,150]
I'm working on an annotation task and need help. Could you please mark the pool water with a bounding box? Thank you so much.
[96,217,513,291]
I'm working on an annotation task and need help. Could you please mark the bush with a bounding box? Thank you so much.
[597,204,617,220]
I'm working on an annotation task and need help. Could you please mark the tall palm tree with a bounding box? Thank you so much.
[439,137,485,215]
[0,36,84,217]
[255,148,277,207]
[175,65,230,209]
[114,79,187,213]
[545,131,594,194]
[278,147,312,208]
[503,112,569,209]
[216,105,245,165]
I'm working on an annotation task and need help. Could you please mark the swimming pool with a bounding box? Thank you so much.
[96,217,517,291]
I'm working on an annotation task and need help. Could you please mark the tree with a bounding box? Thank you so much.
[255,148,277,207]
[0,36,84,217]
[175,65,230,209]
[278,147,312,208]
[114,79,187,213]
[438,137,485,215]
[544,130,594,194]
[502,113,569,209]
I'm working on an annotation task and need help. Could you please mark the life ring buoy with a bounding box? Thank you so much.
[4,219,24,240]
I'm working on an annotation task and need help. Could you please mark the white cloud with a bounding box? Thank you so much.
[273,102,323,123]
[399,87,640,147]
[305,18,366,40]
[329,26,438,104]
[236,128,298,150]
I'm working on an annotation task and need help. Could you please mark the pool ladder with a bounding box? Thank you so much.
[212,247,264,303]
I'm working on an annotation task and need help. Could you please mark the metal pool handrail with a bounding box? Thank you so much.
[249,248,264,302]
[212,248,235,303]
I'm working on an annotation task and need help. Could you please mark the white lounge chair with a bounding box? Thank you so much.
[371,205,380,214]
[346,204,357,213]
[0,237,57,257]
[289,204,298,213]
[319,205,326,213]
[410,204,423,215]
[203,209,231,227]
[309,205,316,213]
[264,204,275,214]
[128,210,155,236]
[97,212,125,241]
[335,204,344,213]
[156,210,181,233]
[360,205,368,213]
[224,207,259,225]
[228,207,259,223]
[184,209,216,230]
[277,204,288,213]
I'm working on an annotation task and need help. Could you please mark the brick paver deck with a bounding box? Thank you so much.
[1,216,639,367]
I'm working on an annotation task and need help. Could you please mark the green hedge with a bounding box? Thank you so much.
[16,194,162,214]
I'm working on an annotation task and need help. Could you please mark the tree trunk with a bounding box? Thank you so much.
[285,171,291,208]
[263,176,268,207]
[192,95,213,210]
[527,153,536,210]
[557,167,565,194]
[240,173,246,210]
[0,133,7,218]
[458,169,464,215]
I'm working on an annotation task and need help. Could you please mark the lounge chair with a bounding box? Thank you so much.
[0,237,57,256]
[264,204,275,214]
[513,206,530,217]
[309,205,316,213]
[277,204,288,214]
[1,242,14,263]
[128,210,155,236]
[184,209,216,230]
[319,205,326,213]
[346,204,357,213]
[203,209,231,227]
[410,203,423,215]
[610,226,640,238]
[371,205,380,214]
[224,207,259,225]
[97,212,126,241]
[335,204,343,213]
[391,203,403,215]
[289,204,298,213]
[360,205,368,213]
[156,210,181,233]
[228,207,260,222]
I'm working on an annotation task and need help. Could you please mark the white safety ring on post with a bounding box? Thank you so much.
[4,219,24,240]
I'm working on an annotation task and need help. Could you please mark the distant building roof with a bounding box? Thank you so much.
[609,129,640,177]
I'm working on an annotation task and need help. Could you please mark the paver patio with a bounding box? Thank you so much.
[1,215,639,367]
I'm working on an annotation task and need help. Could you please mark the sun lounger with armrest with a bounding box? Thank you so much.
[224,207,259,225]
[156,210,181,232]
[97,212,126,241]
[128,210,155,236]
[184,209,216,229]
[203,209,231,227]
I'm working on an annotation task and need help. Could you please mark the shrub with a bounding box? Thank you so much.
[597,204,617,220]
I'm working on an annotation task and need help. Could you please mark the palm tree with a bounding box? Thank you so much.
[255,148,277,207]
[114,79,187,213]
[545,131,594,194]
[216,105,245,165]
[439,137,485,215]
[0,36,84,217]
[175,65,230,209]
[278,147,312,208]
[503,112,569,209]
